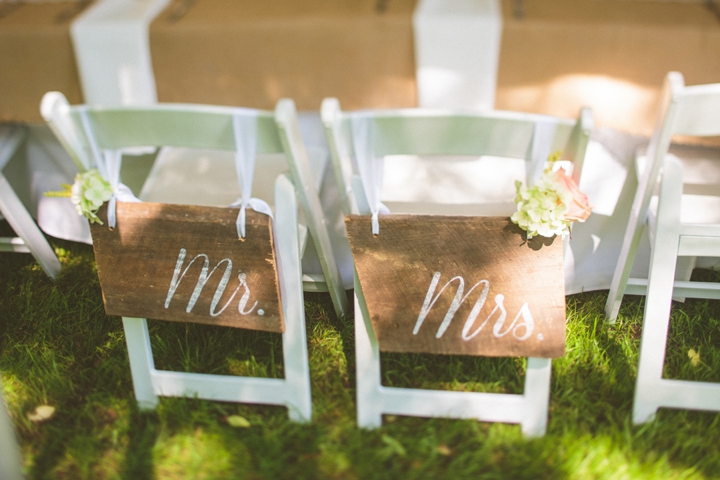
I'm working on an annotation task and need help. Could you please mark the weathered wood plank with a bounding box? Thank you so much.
[91,202,284,333]
[346,215,565,358]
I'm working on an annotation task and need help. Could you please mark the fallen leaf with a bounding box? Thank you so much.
[688,349,700,368]
[226,415,251,428]
[436,444,452,456]
[27,405,55,423]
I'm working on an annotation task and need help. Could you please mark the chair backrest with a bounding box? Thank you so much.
[322,98,593,216]
[41,92,285,172]
[636,72,720,225]
[40,92,335,221]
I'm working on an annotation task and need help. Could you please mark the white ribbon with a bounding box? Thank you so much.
[101,150,141,228]
[79,110,140,228]
[527,118,558,186]
[230,110,273,238]
[79,109,107,178]
[352,114,386,235]
[81,108,273,233]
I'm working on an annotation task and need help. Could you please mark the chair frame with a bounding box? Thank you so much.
[0,125,61,279]
[0,377,22,480]
[40,93,321,419]
[605,72,720,322]
[275,100,349,316]
[41,93,349,318]
[633,155,720,424]
[603,72,720,423]
[322,99,593,436]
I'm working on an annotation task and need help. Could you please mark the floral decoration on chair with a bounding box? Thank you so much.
[511,152,592,239]
[45,169,113,225]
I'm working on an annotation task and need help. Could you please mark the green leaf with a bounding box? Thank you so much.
[226,415,251,428]
[381,434,406,457]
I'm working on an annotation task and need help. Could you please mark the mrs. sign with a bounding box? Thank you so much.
[345,215,565,358]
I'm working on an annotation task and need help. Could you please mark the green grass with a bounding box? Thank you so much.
[2,230,720,479]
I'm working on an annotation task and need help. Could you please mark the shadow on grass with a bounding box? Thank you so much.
[120,411,159,479]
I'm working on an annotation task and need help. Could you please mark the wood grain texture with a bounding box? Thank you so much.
[91,202,284,333]
[346,215,565,358]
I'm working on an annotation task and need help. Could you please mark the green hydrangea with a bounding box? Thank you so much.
[70,169,113,225]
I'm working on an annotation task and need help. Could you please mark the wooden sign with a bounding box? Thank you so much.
[90,202,284,333]
[345,215,565,358]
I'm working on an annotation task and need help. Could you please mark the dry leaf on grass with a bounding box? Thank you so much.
[28,405,55,423]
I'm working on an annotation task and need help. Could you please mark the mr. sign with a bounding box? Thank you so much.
[91,202,284,333]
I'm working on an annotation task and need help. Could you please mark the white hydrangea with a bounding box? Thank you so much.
[511,179,572,239]
[510,153,576,239]
[70,169,113,225]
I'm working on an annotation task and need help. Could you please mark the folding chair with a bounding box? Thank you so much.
[603,72,720,423]
[41,92,318,420]
[41,93,348,318]
[322,99,592,436]
[0,378,23,480]
[0,125,61,279]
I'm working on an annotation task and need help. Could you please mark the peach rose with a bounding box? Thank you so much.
[551,168,592,222]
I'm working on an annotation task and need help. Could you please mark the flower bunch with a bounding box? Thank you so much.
[510,152,592,239]
[71,169,113,224]
[45,169,113,224]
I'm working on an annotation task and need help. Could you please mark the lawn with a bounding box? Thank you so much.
[1,228,720,479]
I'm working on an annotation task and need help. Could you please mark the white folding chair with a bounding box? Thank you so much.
[40,93,348,318]
[40,92,317,420]
[0,125,61,279]
[603,72,720,423]
[322,99,592,436]
[0,378,23,480]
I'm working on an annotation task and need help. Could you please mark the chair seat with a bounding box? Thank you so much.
[636,143,720,226]
[381,154,526,209]
[638,145,720,249]
[135,145,347,291]
[137,147,287,207]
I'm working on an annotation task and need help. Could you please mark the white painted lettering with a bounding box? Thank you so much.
[414,272,535,342]
[164,248,258,317]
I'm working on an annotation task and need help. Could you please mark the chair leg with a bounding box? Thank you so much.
[122,317,159,410]
[605,200,650,322]
[0,173,61,279]
[521,357,552,437]
[279,297,311,423]
[354,276,383,429]
[275,173,312,422]
[633,157,683,424]
[632,261,676,424]
[605,148,667,323]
